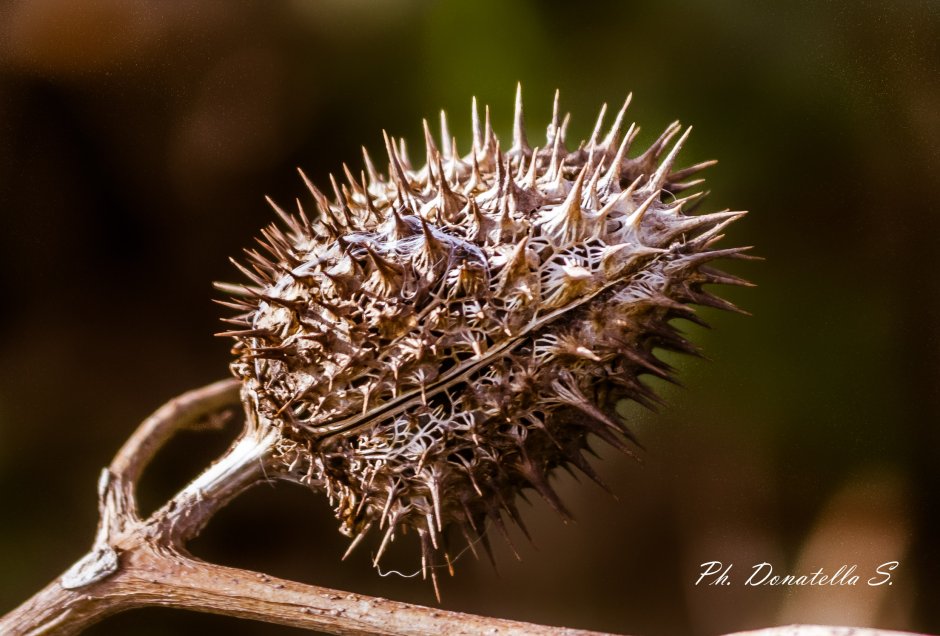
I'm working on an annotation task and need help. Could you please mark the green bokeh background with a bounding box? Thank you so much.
[0,1,936,634]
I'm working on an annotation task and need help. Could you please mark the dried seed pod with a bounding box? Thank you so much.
[221,85,752,596]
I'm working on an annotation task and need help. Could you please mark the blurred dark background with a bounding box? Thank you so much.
[0,1,937,635]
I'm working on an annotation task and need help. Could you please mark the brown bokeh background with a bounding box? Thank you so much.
[0,1,937,635]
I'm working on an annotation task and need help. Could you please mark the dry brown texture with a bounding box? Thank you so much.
[221,88,753,595]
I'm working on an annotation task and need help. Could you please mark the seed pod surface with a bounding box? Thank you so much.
[221,86,752,594]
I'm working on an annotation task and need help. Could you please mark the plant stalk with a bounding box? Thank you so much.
[0,380,617,636]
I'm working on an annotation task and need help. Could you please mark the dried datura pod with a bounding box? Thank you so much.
[219,85,752,597]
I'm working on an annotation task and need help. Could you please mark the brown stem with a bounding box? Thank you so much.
[121,545,613,636]
[0,380,622,635]
[0,539,616,636]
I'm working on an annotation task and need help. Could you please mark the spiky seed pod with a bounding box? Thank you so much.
[221,85,752,597]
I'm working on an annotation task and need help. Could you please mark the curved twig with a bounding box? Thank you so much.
[0,381,619,636]
[108,378,241,520]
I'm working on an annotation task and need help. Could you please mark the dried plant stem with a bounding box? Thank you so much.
[0,380,617,636]
[0,382,919,636]
[0,540,610,636]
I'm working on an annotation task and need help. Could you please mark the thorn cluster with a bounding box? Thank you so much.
[220,85,753,598]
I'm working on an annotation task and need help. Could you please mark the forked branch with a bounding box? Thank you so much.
[0,380,619,636]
